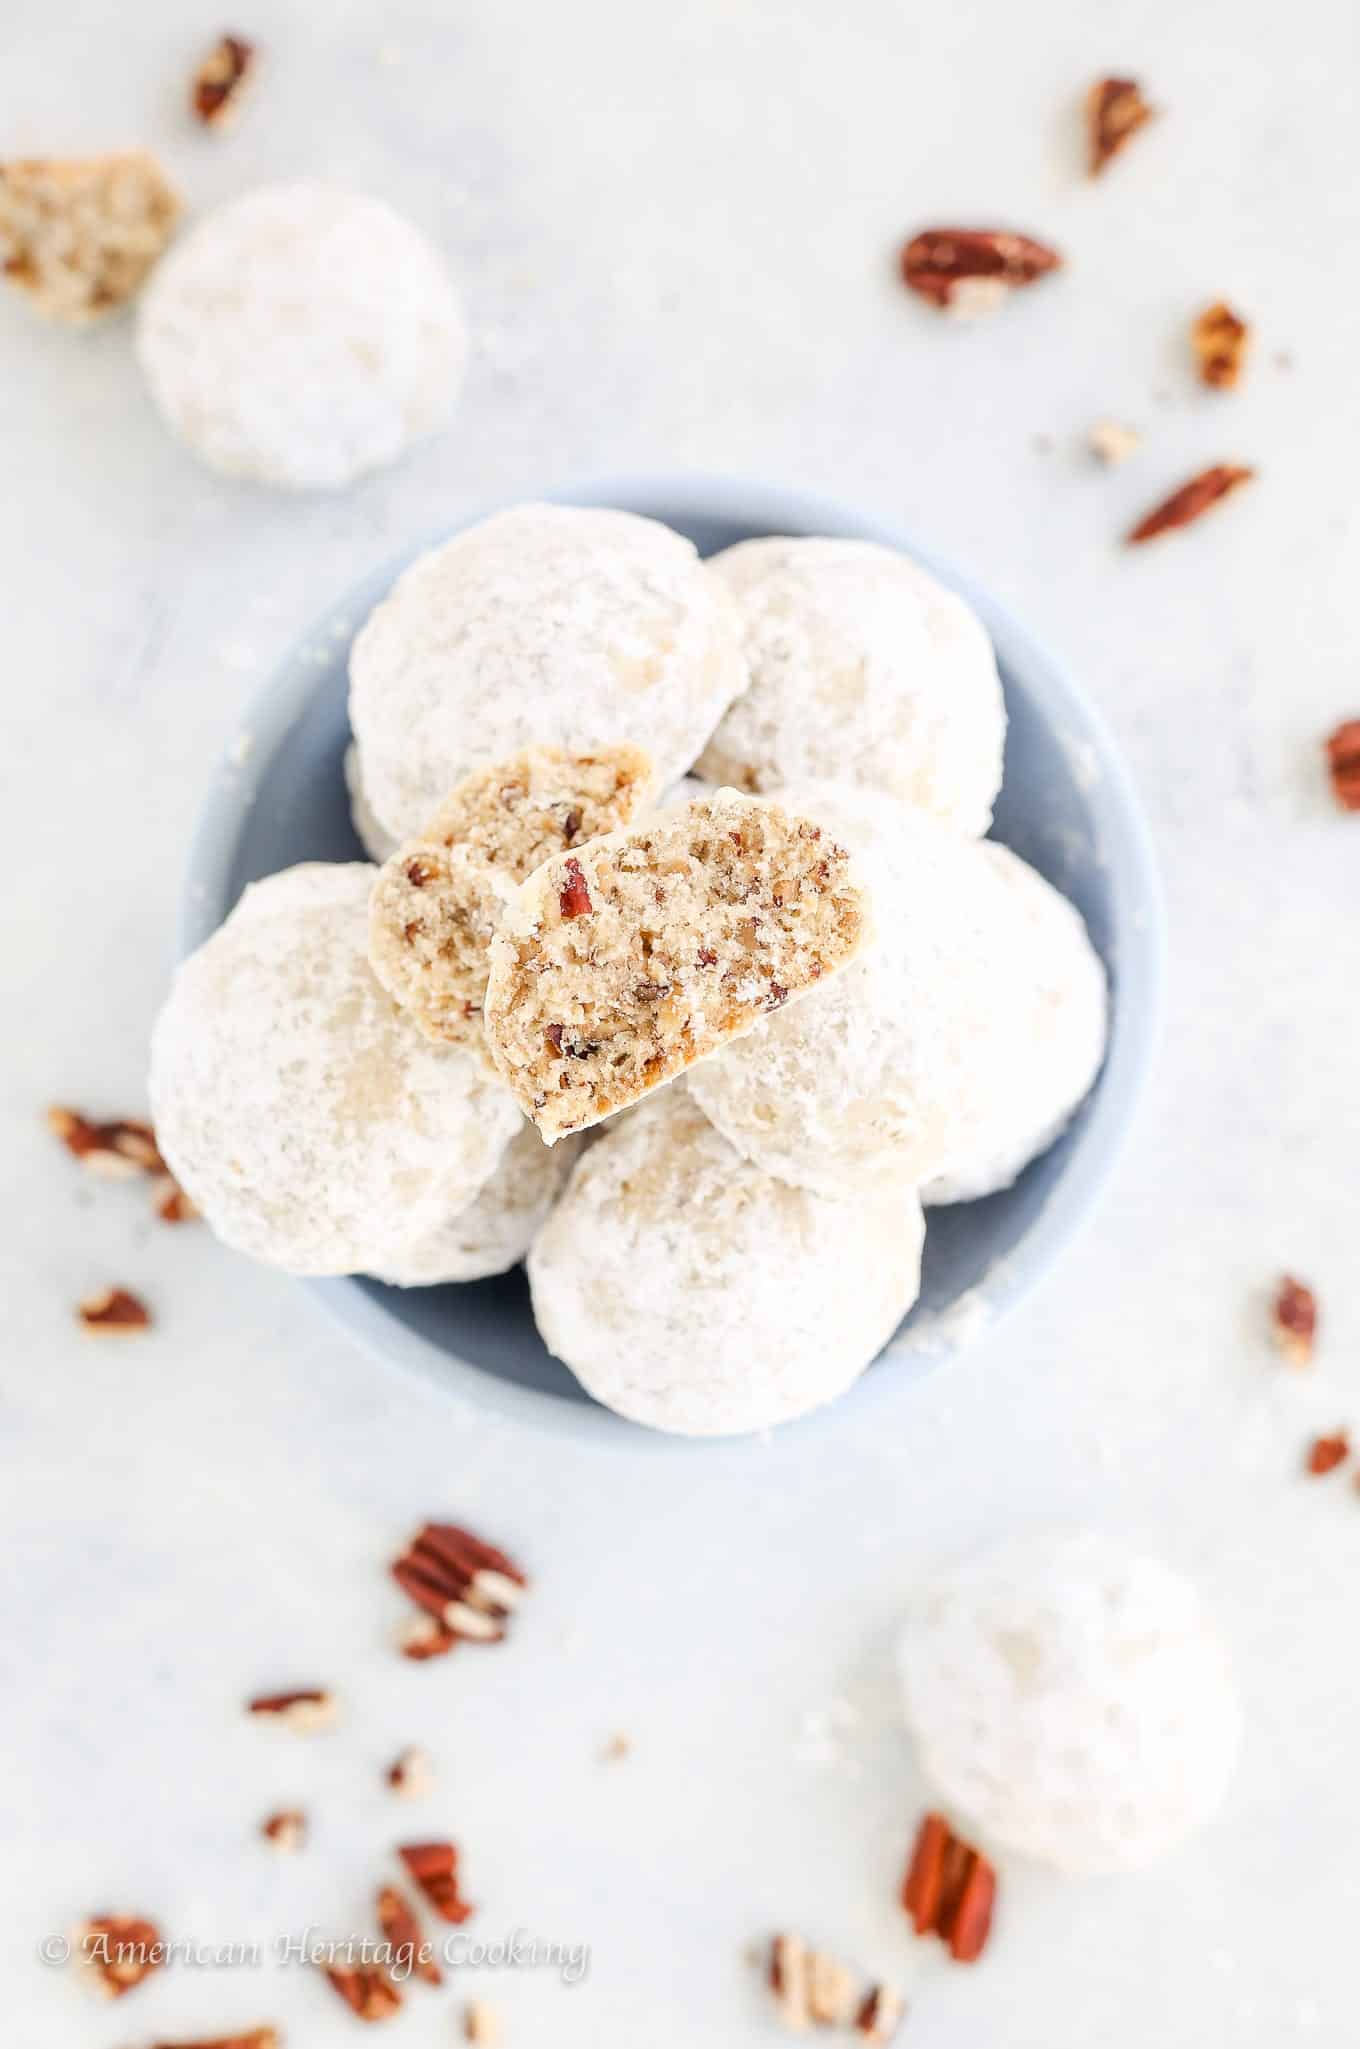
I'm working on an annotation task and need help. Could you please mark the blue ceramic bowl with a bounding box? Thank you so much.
[182,474,1163,1439]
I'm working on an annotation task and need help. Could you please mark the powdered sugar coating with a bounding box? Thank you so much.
[345,741,397,862]
[689,783,1106,1198]
[696,537,1005,836]
[136,182,466,489]
[348,504,748,841]
[374,1123,580,1286]
[149,864,521,1276]
[528,1089,924,1435]
[897,1530,1242,1872]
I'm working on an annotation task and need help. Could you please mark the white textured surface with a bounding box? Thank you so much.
[349,504,747,839]
[897,1529,1242,1871]
[137,180,467,488]
[2,3,1359,2044]
[150,864,522,1273]
[529,1090,924,1433]
[698,536,1005,835]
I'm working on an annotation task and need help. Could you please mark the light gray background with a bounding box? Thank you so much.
[2,2,1358,2043]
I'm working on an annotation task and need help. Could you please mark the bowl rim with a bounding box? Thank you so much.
[182,468,1165,1447]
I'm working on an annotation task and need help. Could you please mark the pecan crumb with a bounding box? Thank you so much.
[386,1745,434,1798]
[1273,1276,1318,1367]
[856,1985,908,2042]
[902,1812,996,1963]
[260,1809,306,1851]
[323,1963,402,2022]
[1086,76,1156,176]
[601,1732,632,1762]
[192,35,258,128]
[1325,720,1360,812]
[153,1174,199,1223]
[558,857,593,918]
[1305,1430,1349,1477]
[398,1841,474,1924]
[75,1914,164,1999]
[1126,464,1255,545]
[1088,419,1141,466]
[1192,301,1251,390]
[900,227,1061,314]
[78,1286,151,1335]
[767,1933,857,2029]
[377,1885,442,1986]
[464,2001,503,2045]
[246,1688,338,1731]
[48,1106,165,1178]
[391,1522,528,1650]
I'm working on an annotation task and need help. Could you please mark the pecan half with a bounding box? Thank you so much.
[260,1809,306,1851]
[246,1688,338,1730]
[856,1985,907,2042]
[148,2032,279,2049]
[398,1841,474,1924]
[1305,1430,1349,1477]
[1326,720,1360,811]
[1126,464,1254,544]
[192,35,258,128]
[558,857,593,918]
[78,1286,151,1335]
[1086,76,1155,176]
[386,1745,434,1798]
[1273,1276,1318,1367]
[900,228,1061,314]
[902,1812,996,1963]
[1192,302,1250,390]
[48,1107,164,1178]
[377,1884,442,1987]
[391,1523,528,1647]
[323,1963,402,2022]
[76,1914,164,1998]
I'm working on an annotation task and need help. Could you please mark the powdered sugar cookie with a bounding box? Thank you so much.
[345,742,397,862]
[375,1123,580,1287]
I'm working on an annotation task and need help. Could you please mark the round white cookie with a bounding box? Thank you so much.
[688,782,1106,1199]
[136,181,466,489]
[348,504,748,842]
[696,536,1005,836]
[344,741,397,862]
[528,1089,924,1435]
[375,1123,579,1287]
[149,864,521,1276]
[897,1529,1242,1873]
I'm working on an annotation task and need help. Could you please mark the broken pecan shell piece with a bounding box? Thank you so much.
[900,227,1061,312]
[78,1286,151,1335]
[1192,301,1250,390]
[1326,720,1360,811]
[323,1962,402,2022]
[901,1812,996,1963]
[76,1913,164,1998]
[1086,76,1156,175]
[377,1884,442,1986]
[192,35,258,128]
[1305,1430,1349,1477]
[1126,464,1254,544]
[1273,1276,1318,1366]
[398,1841,474,1924]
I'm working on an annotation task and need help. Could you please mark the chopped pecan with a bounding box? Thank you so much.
[76,1914,164,1998]
[377,1884,442,1987]
[1326,720,1360,811]
[1273,1276,1318,1367]
[153,1174,199,1223]
[398,1614,458,1661]
[398,1841,474,1924]
[767,1932,856,2028]
[192,35,258,128]
[48,1107,165,1178]
[1305,1430,1349,1477]
[323,1963,402,2022]
[902,1812,996,1963]
[1088,420,1141,466]
[558,857,593,918]
[147,2033,278,2049]
[78,1286,151,1335]
[600,1732,632,1762]
[246,1688,338,1730]
[1086,76,1156,176]
[1192,301,1250,390]
[260,1809,306,1851]
[391,1522,528,1647]
[900,227,1061,314]
[464,2000,503,2044]
[856,1985,907,2042]
[386,1745,434,1798]
[1126,464,1254,544]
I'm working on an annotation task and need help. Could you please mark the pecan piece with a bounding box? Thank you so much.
[260,1808,306,1851]
[148,2032,279,2049]
[192,35,258,128]
[398,1614,459,1661]
[558,856,593,918]
[1273,1276,1318,1367]
[246,1687,338,1730]
[398,1841,474,1924]
[1326,719,1360,811]
[1126,464,1255,544]
[767,1932,856,2028]
[48,1106,164,1178]
[391,1522,528,1647]
[1305,1430,1349,1477]
[323,1963,402,2022]
[377,1884,442,1986]
[387,1745,434,1798]
[464,2000,503,2044]
[1086,76,1156,175]
[856,1985,907,2042]
[1192,301,1250,390]
[900,227,1061,315]
[902,1812,996,1963]
[75,1914,164,1998]
[1088,420,1141,467]
[78,1286,151,1335]
[153,1174,199,1223]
